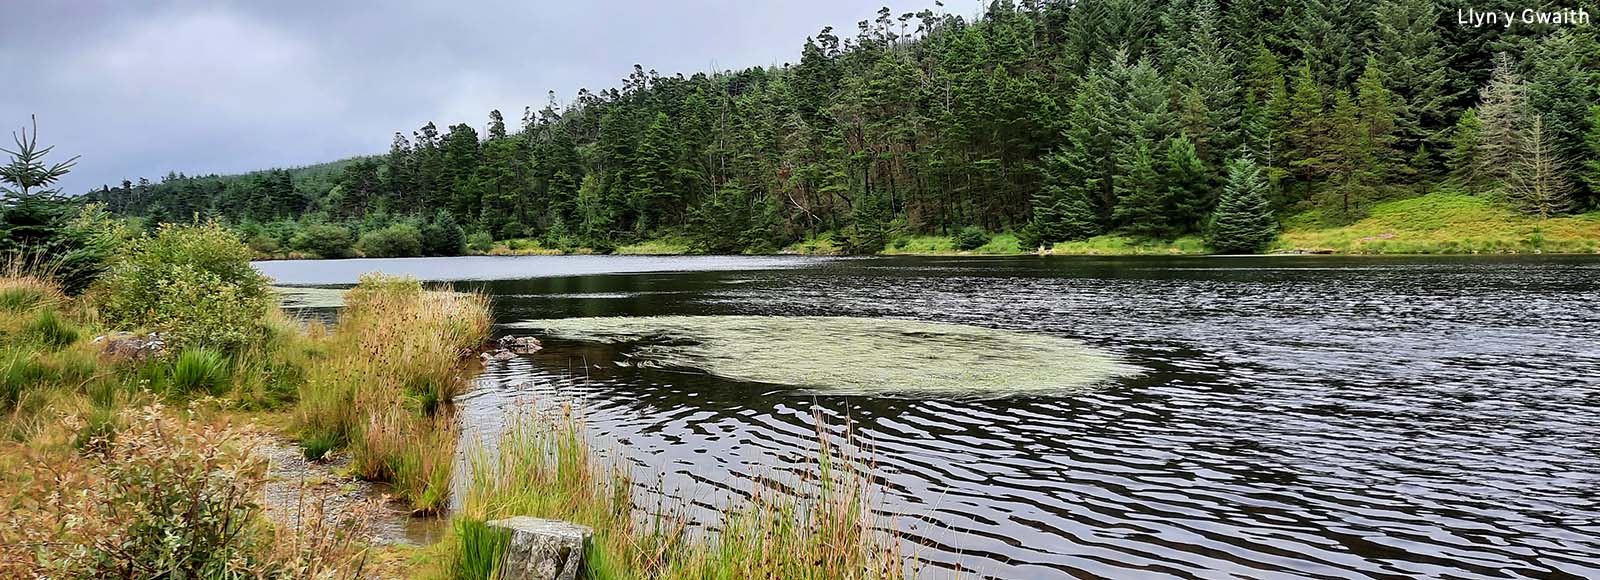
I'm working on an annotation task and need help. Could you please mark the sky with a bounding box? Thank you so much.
[1,0,949,194]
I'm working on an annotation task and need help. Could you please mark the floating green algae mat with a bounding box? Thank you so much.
[508,316,1136,396]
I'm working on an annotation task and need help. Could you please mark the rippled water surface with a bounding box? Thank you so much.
[264,255,1600,578]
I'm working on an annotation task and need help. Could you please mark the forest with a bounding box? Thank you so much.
[80,0,1600,256]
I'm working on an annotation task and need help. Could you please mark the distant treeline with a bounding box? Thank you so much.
[85,0,1600,255]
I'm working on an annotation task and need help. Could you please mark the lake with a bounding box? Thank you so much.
[258,254,1600,579]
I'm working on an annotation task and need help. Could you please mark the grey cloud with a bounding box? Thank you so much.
[1,0,942,193]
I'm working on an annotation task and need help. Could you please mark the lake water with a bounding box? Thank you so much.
[259,254,1600,579]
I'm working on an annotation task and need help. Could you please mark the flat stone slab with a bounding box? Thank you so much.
[486,516,594,580]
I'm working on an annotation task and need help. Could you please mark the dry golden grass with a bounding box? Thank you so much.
[295,274,490,513]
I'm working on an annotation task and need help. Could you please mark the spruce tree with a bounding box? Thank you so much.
[1582,105,1600,205]
[1165,134,1211,232]
[1208,157,1276,254]
[1112,139,1169,236]
[1445,109,1484,190]
[1507,116,1573,219]
[1474,53,1527,192]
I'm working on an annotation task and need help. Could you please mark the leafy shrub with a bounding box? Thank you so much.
[290,223,355,258]
[358,223,423,257]
[169,348,230,396]
[100,222,272,352]
[22,308,79,349]
[466,231,494,253]
[7,406,269,578]
[956,226,990,251]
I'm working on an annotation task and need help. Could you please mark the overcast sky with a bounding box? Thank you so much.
[1,0,950,194]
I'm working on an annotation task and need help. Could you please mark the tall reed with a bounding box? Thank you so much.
[294,274,490,513]
[449,406,908,579]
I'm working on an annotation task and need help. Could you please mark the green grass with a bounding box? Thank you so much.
[22,309,81,350]
[1050,234,1209,255]
[882,231,1022,255]
[1277,192,1600,254]
[781,232,843,255]
[169,348,231,396]
[615,235,696,255]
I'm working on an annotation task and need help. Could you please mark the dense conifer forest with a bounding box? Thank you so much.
[82,0,1600,256]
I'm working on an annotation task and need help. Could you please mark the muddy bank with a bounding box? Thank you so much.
[257,435,448,546]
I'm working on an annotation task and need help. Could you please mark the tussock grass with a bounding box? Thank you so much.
[170,348,230,396]
[445,407,908,579]
[295,274,490,513]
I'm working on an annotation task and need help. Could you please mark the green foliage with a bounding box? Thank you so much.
[22,308,79,350]
[466,231,494,253]
[357,222,423,258]
[79,2,1597,253]
[955,226,989,251]
[290,223,355,258]
[169,348,230,396]
[450,518,511,580]
[844,190,890,255]
[1208,158,1277,254]
[100,222,272,352]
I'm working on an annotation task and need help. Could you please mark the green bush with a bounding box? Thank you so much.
[290,223,355,258]
[420,210,467,256]
[955,226,990,251]
[358,223,423,258]
[22,308,80,350]
[170,348,230,396]
[466,231,494,253]
[100,222,272,352]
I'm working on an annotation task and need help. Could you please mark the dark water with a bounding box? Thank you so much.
[261,254,1600,579]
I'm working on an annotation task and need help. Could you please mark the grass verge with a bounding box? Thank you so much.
[1276,192,1600,254]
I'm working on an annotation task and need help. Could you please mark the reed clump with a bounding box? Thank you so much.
[446,407,908,579]
[295,273,490,513]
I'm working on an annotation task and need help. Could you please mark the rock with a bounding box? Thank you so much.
[499,335,543,353]
[493,350,518,361]
[487,517,593,580]
[91,332,165,361]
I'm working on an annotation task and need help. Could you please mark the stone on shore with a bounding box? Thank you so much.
[487,516,593,580]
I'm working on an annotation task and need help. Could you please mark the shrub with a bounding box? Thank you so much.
[290,223,355,258]
[99,222,272,352]
[466,231,495,253]
[956,226,990,251]
[169,348,230,396]
[6,406,269,578]
[357,223,423,257]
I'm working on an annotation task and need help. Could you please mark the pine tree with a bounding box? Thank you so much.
[1112,139,1168,236]
[1208,157,1276,254]
[1582,105,1600,204]
[631,112,681,230]
[1475,53,1527,192]
[1507,116,1573,218]
[1445,109,1484,190]
[1165,133,1211,232]
[1372,0,1460,153]
[1528,30,1600,207]
[1285,63,1328,187]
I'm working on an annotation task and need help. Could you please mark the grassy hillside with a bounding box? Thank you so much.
[1276,193,1600,254]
